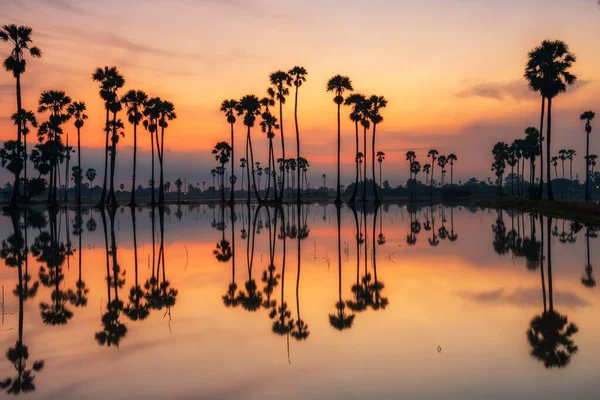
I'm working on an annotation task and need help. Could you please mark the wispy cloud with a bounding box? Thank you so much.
[459,287,590,309]
[455,79,591,101]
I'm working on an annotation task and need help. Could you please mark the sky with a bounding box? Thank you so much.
[1,0,599,188]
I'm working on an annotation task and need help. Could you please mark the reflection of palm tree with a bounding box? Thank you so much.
[291,204,310,340]
[526,216,579,369]
[448,207,458,242]
[237,204,263,311]
[223,205,240,307]
[96,208,127,347]
[329,204,355,330]
[581,227,597,288]
[428,206,439,247]
[68,207,88,307]
[0,211,44,394]
[271,207,294,335]
[371,205,388,310]
[124,207,149,321]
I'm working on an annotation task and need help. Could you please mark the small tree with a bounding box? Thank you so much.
[85,168,96,201]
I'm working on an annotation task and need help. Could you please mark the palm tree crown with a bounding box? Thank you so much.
[1,24,42,77]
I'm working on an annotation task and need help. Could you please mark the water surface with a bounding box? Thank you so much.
[0,204,598,399]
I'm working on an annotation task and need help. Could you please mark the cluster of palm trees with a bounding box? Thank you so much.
[492,39,595,201]
[1,24,176,208]
[217,67,309,204]
[215,71,388,204]
[405,150,457,199]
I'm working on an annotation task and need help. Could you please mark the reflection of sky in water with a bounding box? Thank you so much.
[0,204,598,400]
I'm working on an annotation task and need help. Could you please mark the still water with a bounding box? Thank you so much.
[0,203,598,400]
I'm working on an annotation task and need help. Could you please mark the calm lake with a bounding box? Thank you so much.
[0,203,598,400]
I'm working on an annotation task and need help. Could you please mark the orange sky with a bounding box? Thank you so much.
[1,0,600,185]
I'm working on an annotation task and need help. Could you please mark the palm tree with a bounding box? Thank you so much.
[37,90,72,205]
[525,40,577,200]
[427,150,439,199]
[121,90,147,206]
[260,96,279,200]
[326,75,353,204]
[447,153,457,186]
[423,163,431,189]
[377,151,385,198]
[235,95,262,203]
[220,99,239,203]
[92,66,125,207]
[289,66,308,203]
[11,110,37,200]
[85,168,96,200]
[551,156,559,180]
[269,70,292,200]
[406,150,416,188]
[558,149,567,179]
[155,100,176,205]
[344,94,367,203]
[581,111,595,202]
[437,155,448,187]
[143,97,161,205]
[66,102,87,205]
[368,95,387,202]
[239,158,247,197]
[360,99,372,201]
[1,24,42,207]
[212,142,232,202]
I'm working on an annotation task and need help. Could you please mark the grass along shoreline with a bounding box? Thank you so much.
[476,197,600,225]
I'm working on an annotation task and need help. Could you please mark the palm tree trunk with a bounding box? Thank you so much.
[294,86,301,203]
[538,97,545,199]
[335,102,341,203]
[150,129,155,205]
[379,161,383,200]
[76,127,81,204]
[372,123,379,201]
[362,126,367,201]
[546,98,554,200]
[279,100,285,201]
[158,127,165,205]
[129,123,137,206]
[450,163,454,186]
[23,133,28,200]
[10,71,22,207]
[64,134,70,203]
[350,121,359,203]
[99,108,110,206]
[108,113,118,206]
[248,128,261,202]
[547,216,553,311]
[585,131,590,202]
[230,123,236,203]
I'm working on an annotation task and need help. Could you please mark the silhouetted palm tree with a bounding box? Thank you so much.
[289,66,308,203]
[377,151,385,198]
[344,93,367,203]
[447,153,457,186]
[92,66,124,207]
[269,70,292,200]
[369,95,387,202]
[66,101,87,204]
[212,142,232,202]
[221,99,239,203]
[1,24,42,207]
[236,95,262,203]
[327,75,353,204]
[121,90,147,206]
[85,168,96,200]
[581,111,595,202]
[156,100,176,205]
[551,156,559,180]
[427,150,439,199]
[37,90,72,205]
[525,40,577,200]
[11,109,37,200]
[260,96,279,200]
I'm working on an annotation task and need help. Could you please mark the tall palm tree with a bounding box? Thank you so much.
[580,111,595,202]
[236,95,262,203]
[360,99,372,201]
[525,40,577,200]
[423,163,431,189]
[1,24,42,207]
[368,95,387,202]
[220,99,239,203]
[92,66,125,207]
[11,110,37,200]
[551,156,559,180]
[437,155,448,187]
[447,153,457,186]
[289,66,308,203]
[377,151,385,197]
[269,70,292,200]
[37,90,72,205]
[344,94,367,203]
[558,149,567,179]
[427,149,439,199]
[155,100,176,205]
[260,96,279,201]
[121,90,147,206]
[326,75,353,204]
[212,142,232,202]
[66,102,87,205]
